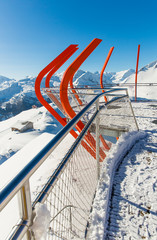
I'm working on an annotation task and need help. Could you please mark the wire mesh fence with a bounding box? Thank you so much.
[31,107,99,239]
[44,140,97,239]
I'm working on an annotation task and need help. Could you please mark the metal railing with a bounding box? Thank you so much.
[0,88,138,240]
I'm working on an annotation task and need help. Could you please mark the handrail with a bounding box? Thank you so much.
[0,88,128,211]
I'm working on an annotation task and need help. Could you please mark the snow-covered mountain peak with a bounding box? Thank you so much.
[109,69,135,83]
[0,75,16,83]
[25,75,35,80]
[55,72,64,80]
[145,60,157,69]
[94,71,100,75]
[139,60,157,72]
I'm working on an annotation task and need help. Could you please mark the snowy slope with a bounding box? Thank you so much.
[72,69,135,86]
[0,75,62,121]
[0,105,63,164]
[120,61,157,100]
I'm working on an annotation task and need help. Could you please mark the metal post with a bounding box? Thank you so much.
[68,89,82,112]
[69,206,72,232]
[18,180,33,240]
[96,99,100,180]
[126,90,139,131]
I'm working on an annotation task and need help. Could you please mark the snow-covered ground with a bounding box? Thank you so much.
[88,102,157,239]
[0,104,63,165]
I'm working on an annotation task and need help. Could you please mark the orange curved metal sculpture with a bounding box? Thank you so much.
[44,46,79,113]
[35,44,78,126]
[60,38,107,160]
[35,45,98,160]
[100,47,114,102]
[60,38,102,119]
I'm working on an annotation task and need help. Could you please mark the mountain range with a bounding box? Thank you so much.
[0,61,157,121]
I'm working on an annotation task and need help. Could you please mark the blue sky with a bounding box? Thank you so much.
[0,0,157,79]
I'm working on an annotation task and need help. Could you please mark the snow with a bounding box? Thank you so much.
[120,61,157,100]
[88,102,157,239]
[107,132,157,239]
[0,133,54,189]
[110,69,135,83]
[31,203,51,240]
[0,194,20,240]
[0,105,62,164]
[88,130,147,239]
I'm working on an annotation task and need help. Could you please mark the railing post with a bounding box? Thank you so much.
[126,89,139,131]
[96,99,100,180]
[18,180,33,240]
[69,206,72,232]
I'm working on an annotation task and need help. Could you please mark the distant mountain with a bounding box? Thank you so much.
[73,69,135,86]
[0,75,15,83]
[120,60,157,100]
[0,60,156,121]
[0,74,62,121]
[139,60,157,72]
